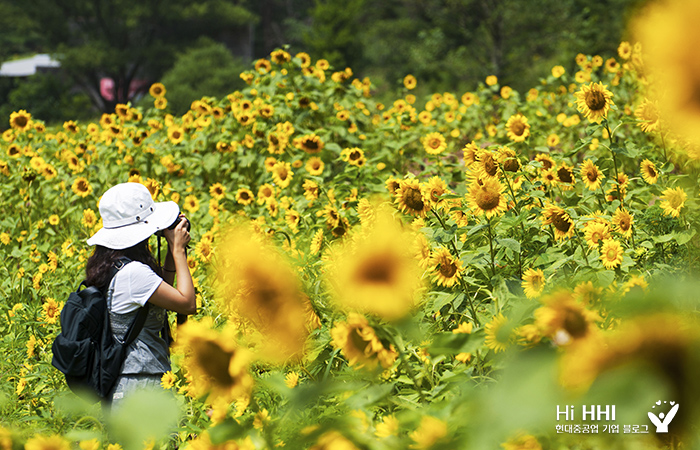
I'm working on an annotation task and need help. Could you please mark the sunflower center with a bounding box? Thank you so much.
[404,187,425,211]
[350,328,371,355]
[196,340,234,386]
[563,309,588,339]
[358,255,395,284]
[669,195,683,208]
[585,90,607,112]
[303,139,318,151]
[586,170,598,182]
[77,180,89,192]
[475,187,500,211]
[510,121,526,136]
[606,248,618,260]
[240,192,250,200]
[14,116,28,128]
[557,167,573,183]
[483,156,498,177]
[619,218,630,231]
[429,139,441,149]
[552,212,572,233]
[439,261,458,278]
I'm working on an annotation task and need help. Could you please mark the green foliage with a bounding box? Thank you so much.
[159,38,248,114]
[0,73,93,125]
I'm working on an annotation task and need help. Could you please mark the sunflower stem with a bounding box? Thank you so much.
[573,227,590,266]
[486,216,496,279]
[605,121,624,207]
[660,132,669,162]
[431,209,480,327]
[396,344,427,403]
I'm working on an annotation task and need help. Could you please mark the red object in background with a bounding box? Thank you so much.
[100,78,149,101]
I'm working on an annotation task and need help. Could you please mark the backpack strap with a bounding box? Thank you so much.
[123,303,150,347]
[106,256,149,347]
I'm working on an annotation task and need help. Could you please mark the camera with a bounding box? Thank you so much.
[156,214,190,236]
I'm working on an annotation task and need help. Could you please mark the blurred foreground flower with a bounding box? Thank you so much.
[635,0,700,148]
[214,226,309,362]
[325,206,424,320]
[173,318,253,405]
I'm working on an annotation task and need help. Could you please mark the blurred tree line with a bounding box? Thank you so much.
[0,0,647,123]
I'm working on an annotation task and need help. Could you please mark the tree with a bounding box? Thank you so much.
[11,0,257,112]
[160,38,248,114]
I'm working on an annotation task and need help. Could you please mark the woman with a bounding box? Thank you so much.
[84,182,196,408]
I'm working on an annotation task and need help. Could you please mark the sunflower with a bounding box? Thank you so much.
[429,246,464,288]
[600,238,624,269]
[410,416,448,449]
[42,298,63,324]
[497,146,520,172]
[546,133,560,147]
[395,178,431,217]
[326,211,423,320]
[271,161,293,188]
[640,159,659,184]
[484,313,513,353]
[541,168,558,187]
[270,49,291,64]
[303,179,319,201]
[330,313,397,369]
[534,291,600,346]
[167,125,185,145]
[634,0,700,146]
[342,147,366,167]
[660,186,687,217]
[556,163,576,190]
[214,227,309,361]
[541,203,575,241]
[422,132,446,155]
[24,435,70,450]
[579,159,604,191]
[521,268,545,299]
[403,74,417,90]
[71,177,92,198]
[209,183,226,201]
[149,82,166,98]
[466,177,507,218]
[575,82,615,124]
[474,149,500,179]
[257,183,275,204]
[183,195,200,214]
[81,209,97,229]
[583,221,610,248]
[236,188,254,205]
[421,176,448,209]
[485,75,498,86]
[173,319,253,403]
[154,97,168,110]
[534,153,555,171]
[9,110,32,131]
[610,207,633,239]
[505,114,530,142]
[635,98,660,133]
[294,134,324,154]
[462,142,479,167]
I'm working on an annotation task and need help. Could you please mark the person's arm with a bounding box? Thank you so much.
[148,216,196,315]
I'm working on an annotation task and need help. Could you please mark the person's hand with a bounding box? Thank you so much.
[162,214,190,252]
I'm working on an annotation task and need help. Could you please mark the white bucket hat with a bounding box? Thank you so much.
[87,182,180,250]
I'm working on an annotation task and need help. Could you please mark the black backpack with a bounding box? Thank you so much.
[51,257,150,402]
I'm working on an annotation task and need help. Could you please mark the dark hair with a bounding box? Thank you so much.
[85,240,162,291]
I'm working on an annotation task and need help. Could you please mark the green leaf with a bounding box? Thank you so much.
[429,331,484,356]
[497,238,520,253]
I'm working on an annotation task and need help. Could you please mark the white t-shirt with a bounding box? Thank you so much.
[108,261,163,314]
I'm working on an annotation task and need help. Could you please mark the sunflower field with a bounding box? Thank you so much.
[3,2,700,449]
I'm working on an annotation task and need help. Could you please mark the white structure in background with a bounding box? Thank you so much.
[0,54,61,77]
